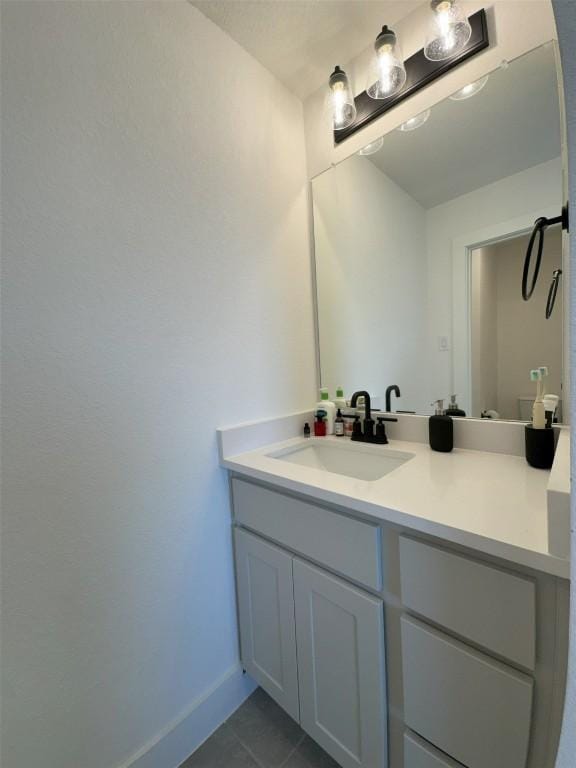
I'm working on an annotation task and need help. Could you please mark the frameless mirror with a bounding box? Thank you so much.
[312,44,566,421]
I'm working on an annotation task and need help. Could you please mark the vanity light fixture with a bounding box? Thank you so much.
[329,8,488,144]
[328,66,357,131]
[424,0,472,61]
[449,74,489,100]
[358,137,384,155]
[398,109,431,132]
[366,26,406,100]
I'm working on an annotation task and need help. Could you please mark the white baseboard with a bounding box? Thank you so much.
[119,665,257,768]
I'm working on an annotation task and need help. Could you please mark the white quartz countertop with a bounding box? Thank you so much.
[221,433,570,579]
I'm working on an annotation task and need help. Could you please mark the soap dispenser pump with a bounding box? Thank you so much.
[429,399,453,453]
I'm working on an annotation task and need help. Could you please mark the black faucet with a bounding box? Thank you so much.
[385,385,401,412]
[350,390,398,443]
[350,390,372,420]
[350,390,374,441]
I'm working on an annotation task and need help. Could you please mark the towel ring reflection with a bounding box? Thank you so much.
[522,203,569,301]
[545,269,562,320]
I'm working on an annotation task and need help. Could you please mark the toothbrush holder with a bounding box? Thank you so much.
[525,425,555,469]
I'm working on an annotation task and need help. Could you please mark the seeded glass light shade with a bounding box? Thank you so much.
[358,137,384,156]
[367,26,406,99]
[449,74,489,100]
[424,0,472,61]
[397,109,431,132]
[328,66,356,131]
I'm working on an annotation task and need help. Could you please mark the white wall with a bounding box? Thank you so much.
[425,157,562,405]
[312,155,428,411]
[0,3,316,768]
[551,3,575,766]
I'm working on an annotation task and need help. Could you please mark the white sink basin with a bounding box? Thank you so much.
[269,439,414,481]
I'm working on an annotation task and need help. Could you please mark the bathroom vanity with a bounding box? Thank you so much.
[220,422,570,768]
[219,34,572,768]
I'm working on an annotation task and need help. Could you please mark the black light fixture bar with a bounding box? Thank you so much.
[334,8,489,144]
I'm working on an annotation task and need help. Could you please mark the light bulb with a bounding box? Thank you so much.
[397,109,431,132]
[358,137,384,156]
[367,26,406,100]
[328,66,356,131]
[424,0,472,61]
[449,74,489,100]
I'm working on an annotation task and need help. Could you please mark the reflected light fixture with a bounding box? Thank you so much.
[424,0,472,61]
[398,109,431,132]
[449,74,489,100]
[367,26,406,99]
[328,66,357,130]
[358,137,384,156]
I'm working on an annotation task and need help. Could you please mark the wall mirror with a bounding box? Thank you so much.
[312,43,567,421]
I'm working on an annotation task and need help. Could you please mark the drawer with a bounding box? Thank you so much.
[401,616,533,768]
[232,478,382,591]
[399,536,535,669]
[404,731,466,768]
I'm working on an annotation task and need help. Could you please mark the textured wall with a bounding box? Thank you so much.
[0,3,316,767]
[552,2,576,766]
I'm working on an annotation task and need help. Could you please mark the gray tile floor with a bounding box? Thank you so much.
[179,687,340,768]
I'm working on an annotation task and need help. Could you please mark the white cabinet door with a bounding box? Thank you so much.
[294,558,388,768]
[234,528,299,721]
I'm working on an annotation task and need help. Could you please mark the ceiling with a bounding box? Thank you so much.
[190,0,421,99]
[365,44,561,208]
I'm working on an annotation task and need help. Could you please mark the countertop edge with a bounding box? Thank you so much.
[223,457,570,580]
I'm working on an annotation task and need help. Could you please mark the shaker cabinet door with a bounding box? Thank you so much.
[234,528,299,721]
[293,559,388,768]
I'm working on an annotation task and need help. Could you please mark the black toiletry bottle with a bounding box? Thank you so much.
[446,394,466,417]
[334,408,344,436]
[429,399,453,452]
[303,422,311,438]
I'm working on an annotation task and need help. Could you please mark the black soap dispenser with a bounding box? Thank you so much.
[446,394,466,417]
[429,399,453,452]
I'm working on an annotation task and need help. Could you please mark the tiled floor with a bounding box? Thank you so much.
[179,687,340,768]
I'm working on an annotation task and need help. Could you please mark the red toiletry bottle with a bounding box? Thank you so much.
[314,411,327,437]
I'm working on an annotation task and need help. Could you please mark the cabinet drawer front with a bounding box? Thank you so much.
[233,478,382,591]
[294,559,387,768]
[399,536,535,669]
[234,528,300,722]
[404,732,466,768]
[401,616,533,768]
